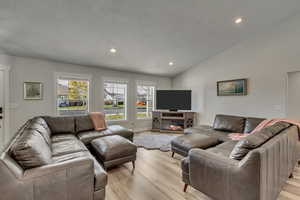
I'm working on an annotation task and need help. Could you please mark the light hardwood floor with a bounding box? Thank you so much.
[106,148,300,200]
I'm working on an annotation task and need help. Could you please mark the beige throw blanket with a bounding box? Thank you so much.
[89,112,107,131]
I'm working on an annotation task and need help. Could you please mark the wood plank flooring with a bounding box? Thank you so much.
[106,148,300,200]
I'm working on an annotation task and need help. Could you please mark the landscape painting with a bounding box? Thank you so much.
[217,79,247,96]
[24,82,43,100]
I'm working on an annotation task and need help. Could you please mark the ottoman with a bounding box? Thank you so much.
[171,134,219,157]
[91,135,137,172]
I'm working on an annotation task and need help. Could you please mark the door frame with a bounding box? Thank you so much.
[0,64,10,150]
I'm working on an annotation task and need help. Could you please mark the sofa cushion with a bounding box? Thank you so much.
[244,117,266,133]
[213,114,245,133]
[51,139,88,156]
[26,118,52,147]
[32,117,52,133]
[43,116,75,134]
[51,134,78,143]
[78,131,105,145]
[184,125,232,142]
[75,115,94,133]
[207,140,238,157]
[230,122,291,160]
[52,151,90,163]
[10,129,52,169]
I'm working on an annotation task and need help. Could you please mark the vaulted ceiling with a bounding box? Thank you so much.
[0,0,300,76]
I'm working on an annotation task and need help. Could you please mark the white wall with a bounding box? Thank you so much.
[9,56,171,141]
[0,54,11,151]
[287,71,300,120]
[0,70,4,150]
[172,14,300,125]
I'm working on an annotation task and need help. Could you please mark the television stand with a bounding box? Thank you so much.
[152,111,195,133]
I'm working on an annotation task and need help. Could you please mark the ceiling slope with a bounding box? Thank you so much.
[0,0,300,76]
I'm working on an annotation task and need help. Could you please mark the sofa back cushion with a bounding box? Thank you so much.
[75,115,94,133]
[26,117,52,147]
[10,129,52,169]
[243,117,266,133]
[230,122,291,160]
[213,115,245,133]
[43,116,75,134]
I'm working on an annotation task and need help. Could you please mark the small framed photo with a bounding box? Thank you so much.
[217,79,247,96]
[24,82,43,100]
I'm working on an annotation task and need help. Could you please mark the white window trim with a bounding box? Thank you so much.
[135,81,157,120]
[0,64,10,150]
[103,78,128,122]
[136,80,157,86]
[54,72,92,116]
[103,77,129,84]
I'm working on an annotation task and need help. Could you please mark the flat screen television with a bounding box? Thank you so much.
[156,90,191,111]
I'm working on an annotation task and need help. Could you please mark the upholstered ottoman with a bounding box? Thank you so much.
[171,134,219,157]
[91,135,137,172]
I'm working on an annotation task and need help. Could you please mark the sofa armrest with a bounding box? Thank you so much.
[189,149,260,200]
[189,148,239,185]
[22,157,93,180]
[21,157,95,200]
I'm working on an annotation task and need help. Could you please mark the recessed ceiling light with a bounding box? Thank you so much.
[169,62,174,66]
[234,17,243,24]
[110,48,117,53]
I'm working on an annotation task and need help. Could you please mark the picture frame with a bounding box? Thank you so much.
[24,82,43,100]
[217,79,247,96]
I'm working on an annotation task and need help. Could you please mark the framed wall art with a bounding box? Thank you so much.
[24,82,43,100]
[217,79,247,96]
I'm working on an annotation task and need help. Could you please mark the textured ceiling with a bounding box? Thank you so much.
[0,0,300,76]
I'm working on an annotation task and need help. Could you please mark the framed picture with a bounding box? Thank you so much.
[24,82,43,100]
[217,79,247,96]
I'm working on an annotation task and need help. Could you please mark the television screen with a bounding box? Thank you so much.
[156,90,191,111]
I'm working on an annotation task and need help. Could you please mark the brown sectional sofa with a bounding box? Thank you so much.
[177,114,300,200]
[0,115,134,200]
